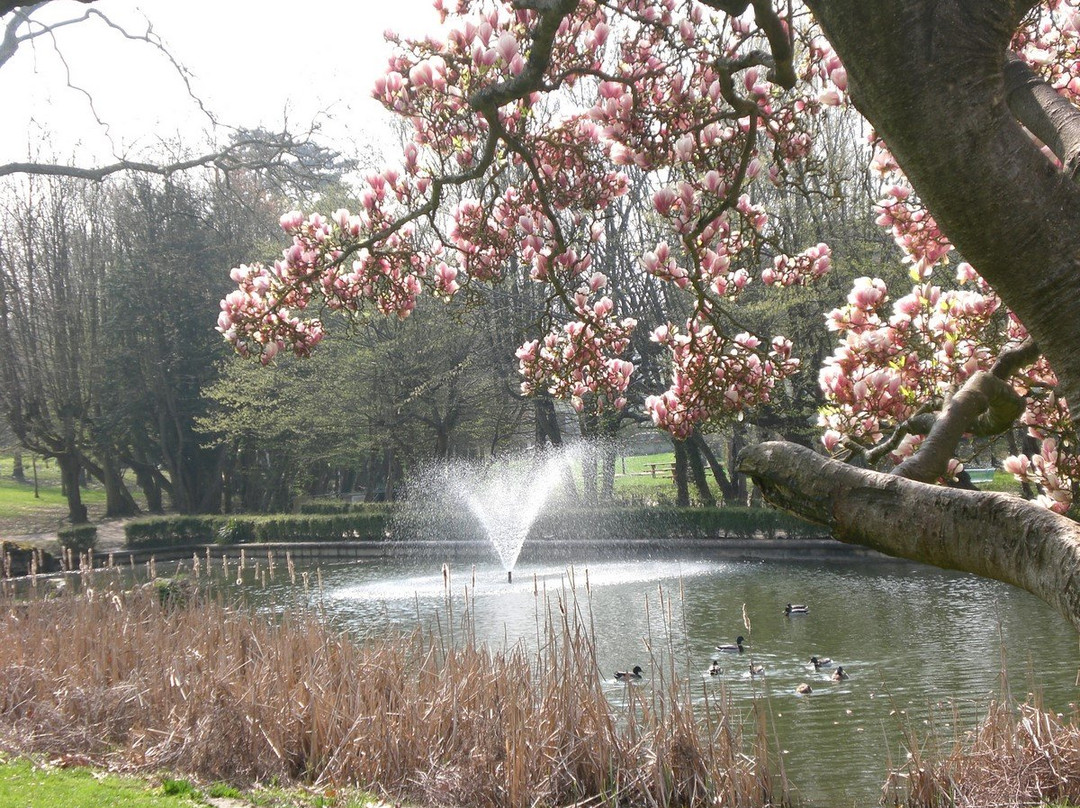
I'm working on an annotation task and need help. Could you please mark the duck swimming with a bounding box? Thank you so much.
[708,659,722,676]
[810,656,833,670]
[785,603,809,616]
[615,665,644,682]
[716,636,745,653]
[831,666,849,681]
[796,683,813,695]
[749,663,766,677]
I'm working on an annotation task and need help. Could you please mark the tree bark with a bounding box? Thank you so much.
[805,0,1080,411]
[673,439,691,507]
[57,452,88,524]
[740,441,1080,630]
[685,438,716,507]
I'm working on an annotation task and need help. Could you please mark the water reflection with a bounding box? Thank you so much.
[243,555,1080,807]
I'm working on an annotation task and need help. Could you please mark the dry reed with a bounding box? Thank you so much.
[0,573,778,808]
[884,698,1080,808]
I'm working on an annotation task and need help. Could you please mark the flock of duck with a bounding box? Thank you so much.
[615,603,849,695]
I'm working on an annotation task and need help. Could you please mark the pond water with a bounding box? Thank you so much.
[238,553,1080,808]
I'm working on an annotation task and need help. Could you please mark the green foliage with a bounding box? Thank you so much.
[125,516,220,550]
[206,782,242,798]
[125,510,390,550]
[216,517,256,545]
[57,523,98,553]
[159,778,197,797]
[533,506,820,542]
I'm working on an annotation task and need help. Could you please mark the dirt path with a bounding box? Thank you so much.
[5,519,130,553]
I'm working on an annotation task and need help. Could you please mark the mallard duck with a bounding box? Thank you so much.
[796,682,813,695]
[749,663,766,677]
[810,656,833,670]
[785,603,810,616]
[615,665,644,681]
[831,666,849,681]
[708,659,722,676]
[716,636,745,653]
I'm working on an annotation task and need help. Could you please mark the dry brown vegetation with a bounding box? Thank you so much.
[0,571,777,808]
[884,698,1080,808]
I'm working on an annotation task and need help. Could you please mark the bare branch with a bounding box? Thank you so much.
[0,1,90,18]
[0,133,323,182]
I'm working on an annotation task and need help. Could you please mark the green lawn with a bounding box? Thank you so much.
[0,455,108,535]
[0,758,202,808]
[0,757,380,807]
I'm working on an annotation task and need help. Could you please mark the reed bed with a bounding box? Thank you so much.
[885,698,1080,808]
[0,572,776,808]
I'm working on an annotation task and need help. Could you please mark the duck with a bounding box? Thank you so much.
[810,656,833,670]
[749,663,766,677]
[796,683,813,695]
[615,665,644,682]
[784,603,810,616]
[707,659,723,677]
[715,636,746,653]
[831,666,849,681]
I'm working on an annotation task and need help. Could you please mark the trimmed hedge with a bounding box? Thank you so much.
[125,511,390,551]
[529,505,819,542]
[123,505,820,552]
[126,516,219,550]
[57,523,98,553]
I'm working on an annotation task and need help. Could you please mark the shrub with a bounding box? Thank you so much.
[217,518,256,545]
[57,523,97,554]
[125,516,220,550]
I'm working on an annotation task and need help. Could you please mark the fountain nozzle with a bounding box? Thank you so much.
[507,570,513,584]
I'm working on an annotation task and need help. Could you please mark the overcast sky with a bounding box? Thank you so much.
[0,0,438,168]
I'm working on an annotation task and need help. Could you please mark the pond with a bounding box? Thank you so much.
[236,552,1079,807]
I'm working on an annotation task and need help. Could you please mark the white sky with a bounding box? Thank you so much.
[0,0,439,168]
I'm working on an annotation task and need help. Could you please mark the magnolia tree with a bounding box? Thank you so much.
[221,0,1080,629]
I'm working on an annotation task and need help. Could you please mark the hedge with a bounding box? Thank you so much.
[125,512,390,551]
[57,523,98,553]
[528,506,820,542]
[123,505,820,552]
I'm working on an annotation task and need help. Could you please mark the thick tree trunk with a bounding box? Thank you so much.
[98,456,138,518]
[11,448,24,481]
[57,452,88,524]
[690,432,740,505]
[673,439,690,507]
[805,0,1080,409]
[685,438,716,507]
[740,441,1080,630]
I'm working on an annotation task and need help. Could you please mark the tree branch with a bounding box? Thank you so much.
[739,440,1080,630]
[887,338,1040,482]
[0,133,323,182]
[1004,53,1080,180]
[0,1,90,17]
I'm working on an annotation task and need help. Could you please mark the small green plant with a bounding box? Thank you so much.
[160,777,198,797]
[207,782,242,799]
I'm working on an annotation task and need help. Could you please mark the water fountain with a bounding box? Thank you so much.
[458,449,574,582]
[396,445,579,581]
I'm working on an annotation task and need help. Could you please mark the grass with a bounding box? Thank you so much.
[0,756,202,807]
[0,454,108,535]
[0,757,381,807]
